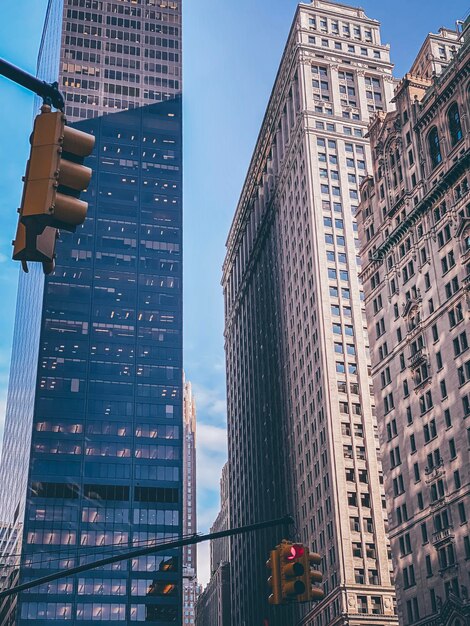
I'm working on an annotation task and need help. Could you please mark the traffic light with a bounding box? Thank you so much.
[12,103,94,273]
[267,542,324,607]
[12,221,57,275]
[279,541,306,602]
[266,548,281,605]
[20,104,95,233]
[299,551,324,603]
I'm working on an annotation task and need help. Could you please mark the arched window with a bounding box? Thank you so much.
[448,102,463,146]
[428,127,442,169]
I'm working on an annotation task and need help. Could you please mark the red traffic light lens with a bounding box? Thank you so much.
[287,544,305,560]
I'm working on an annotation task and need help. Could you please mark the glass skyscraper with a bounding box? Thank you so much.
[0,1,183,624]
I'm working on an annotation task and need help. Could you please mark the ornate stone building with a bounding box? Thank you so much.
[222,1,399,625]
[358,16,470,626]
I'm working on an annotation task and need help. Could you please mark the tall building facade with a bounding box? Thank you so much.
[182,378,200,626]
[61,0,181,120]
[222,2,398,625]
[195,463,230,626]
[358,18,470,626]
[194,563,230,626]
[0,0,183,624]
[209,463,230,575]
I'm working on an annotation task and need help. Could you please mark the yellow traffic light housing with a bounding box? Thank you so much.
[12,221,57,275]
[279,541,306,602]
[267,542,324,606]
[20,104,94,233]
[12,104,94,273]
[299,551,324,603]
[266,548,281,605]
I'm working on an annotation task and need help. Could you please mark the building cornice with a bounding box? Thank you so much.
[372,148,470,263]
[391,72,432,103]
[306,0,381,27]
[416,44,470,132]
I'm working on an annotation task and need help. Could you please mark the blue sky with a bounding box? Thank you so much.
[0,0,468,586]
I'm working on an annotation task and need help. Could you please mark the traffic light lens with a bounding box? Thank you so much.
[292,562,304,576]
[294,580,306,595]
[288,544,305,560]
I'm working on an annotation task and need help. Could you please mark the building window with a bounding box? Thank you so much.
[399,535,412,558]
[453,332,468,357]
[403,564,416,589]
[355,568,365,584]
[421,522,428,544]
[445,276,460,300]
[448,102,463,146]
[428,127,442,169]
[440,380,447,399]
[449,438,456,459]
[419,391,433,415]
[438,543,455,570]
[417,492,424,510]
[425,554,433,577]
[464,394,470,416]
[464,536,470,559]
[406,406,413,425]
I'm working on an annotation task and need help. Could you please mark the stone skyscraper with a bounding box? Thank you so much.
[182,378,200,626]
[222,2,398,625]
[0,0,183,624]
[358,17,470,626]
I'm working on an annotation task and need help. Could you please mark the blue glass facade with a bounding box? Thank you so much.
[1,100,183,624]
[0,0,183,621]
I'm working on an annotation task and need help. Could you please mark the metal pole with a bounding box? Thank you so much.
[0,58,65,110]
[0,514,294,599]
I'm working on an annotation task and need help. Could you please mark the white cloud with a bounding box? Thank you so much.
[195,421,228,589]
[196,424,227,494]
[191,382,227,424]
[196,423,227,531]
[197,423,227,451]
[197,540,211,588]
